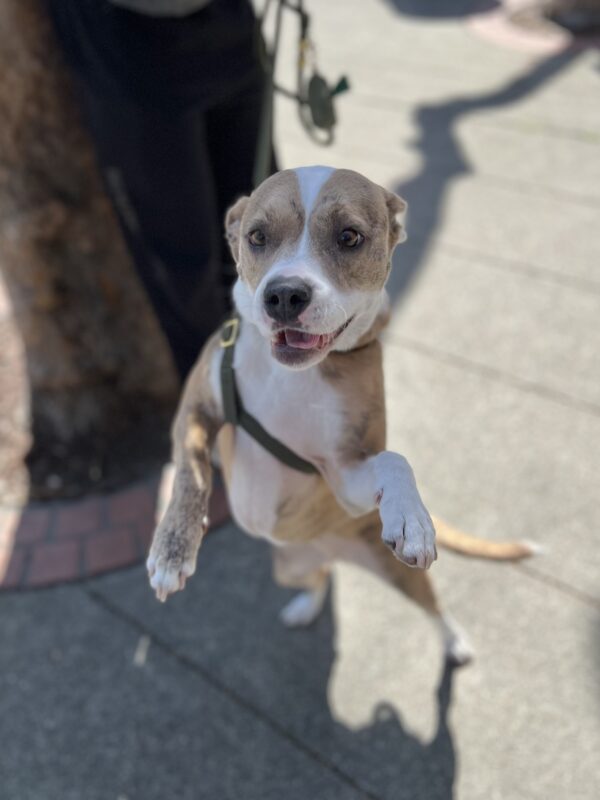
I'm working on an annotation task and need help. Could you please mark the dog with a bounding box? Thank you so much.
[146,166,533,664]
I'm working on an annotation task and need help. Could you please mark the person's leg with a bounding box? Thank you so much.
[47,0,264,377]
[81,92,225,378]
[205,64,279,293]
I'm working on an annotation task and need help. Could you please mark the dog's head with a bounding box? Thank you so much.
[226,166,407,369]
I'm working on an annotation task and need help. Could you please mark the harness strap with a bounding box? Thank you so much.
[220,317,319,475]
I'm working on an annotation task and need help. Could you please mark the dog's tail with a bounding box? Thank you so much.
[432,515,536,561]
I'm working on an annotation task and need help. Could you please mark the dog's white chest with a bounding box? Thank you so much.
[212,327,342,540]
[227,430,315,540]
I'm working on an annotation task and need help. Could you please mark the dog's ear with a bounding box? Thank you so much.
[225,195,250,263]
[384,190,407,248]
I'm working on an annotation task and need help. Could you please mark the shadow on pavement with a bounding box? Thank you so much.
[273,590,460,799]
[328,658,460,800]
[382,1,497,19]
[119,527,463,800]
[387,49,583,306]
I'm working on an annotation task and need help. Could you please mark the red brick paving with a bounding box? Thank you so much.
[108,484,156,528]
[85,526,138,574]
[55,496,103,539]
[0,468,230,590]
[28,540,81,587]
[134,516,155,554]
[5,507,51,544]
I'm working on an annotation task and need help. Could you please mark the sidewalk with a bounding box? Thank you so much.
[1,3,599,799]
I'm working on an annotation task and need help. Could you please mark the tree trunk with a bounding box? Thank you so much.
[0,0,179,503]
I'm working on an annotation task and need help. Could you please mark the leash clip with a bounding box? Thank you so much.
[220,317,240,348]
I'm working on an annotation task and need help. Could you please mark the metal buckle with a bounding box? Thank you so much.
[220,318,239,348]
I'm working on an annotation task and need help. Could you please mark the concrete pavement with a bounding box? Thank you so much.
[1,2,599,798]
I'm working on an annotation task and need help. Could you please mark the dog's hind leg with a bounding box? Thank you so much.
[350,517,473,665]
[272,544,330,628]
[279,576,330,629]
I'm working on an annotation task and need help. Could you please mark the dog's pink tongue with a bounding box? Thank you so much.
[284,329,321,349]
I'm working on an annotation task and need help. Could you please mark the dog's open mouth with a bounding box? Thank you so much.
[271,319,352,364]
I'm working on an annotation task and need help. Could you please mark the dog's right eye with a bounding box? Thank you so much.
[337,228,364,248]
[248,229,266,247]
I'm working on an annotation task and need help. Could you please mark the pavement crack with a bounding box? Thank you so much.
[510,563,600,610]
[84,586,380,800]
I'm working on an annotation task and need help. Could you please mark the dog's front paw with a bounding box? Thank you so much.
[381,512,437,569]
[146,551,195,603]
[374,453,437,569]
[146,517,207,602]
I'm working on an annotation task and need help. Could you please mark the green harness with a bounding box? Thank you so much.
[219,316,319,475]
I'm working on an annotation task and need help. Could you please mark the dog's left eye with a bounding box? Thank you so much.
[248,229,266,247]
[337,229,364,248]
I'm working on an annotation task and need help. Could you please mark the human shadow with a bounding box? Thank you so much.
[327,659,460,800]
[382,0,498,19]
[385,49,584,305]
[266,593,459,800]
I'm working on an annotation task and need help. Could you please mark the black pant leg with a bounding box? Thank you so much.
[205,68,279,287]
[88,95,225,378]
[47,0,265,378]
[86,56,276,364]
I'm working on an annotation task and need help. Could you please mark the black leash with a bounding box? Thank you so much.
[253,0,350,187]
[219,316,319,475]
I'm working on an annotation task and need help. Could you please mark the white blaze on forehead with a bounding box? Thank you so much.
[293,166,335,219]
[257,166,336,292]
[288,166,336,275]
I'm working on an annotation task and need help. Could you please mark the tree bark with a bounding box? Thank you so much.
[0,0,179,502]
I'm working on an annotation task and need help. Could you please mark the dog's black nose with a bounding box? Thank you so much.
[263,279,312,324]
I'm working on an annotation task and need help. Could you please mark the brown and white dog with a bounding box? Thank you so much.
[146,166,532,664]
